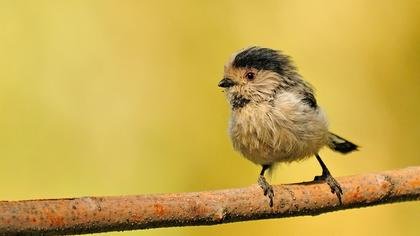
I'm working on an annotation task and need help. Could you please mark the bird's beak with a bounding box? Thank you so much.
[218,78,235,88]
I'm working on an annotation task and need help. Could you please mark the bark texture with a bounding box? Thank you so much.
[1,166,419,235]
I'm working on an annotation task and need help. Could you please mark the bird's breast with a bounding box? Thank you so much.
[228,103,280,164]
[228,94,329,164]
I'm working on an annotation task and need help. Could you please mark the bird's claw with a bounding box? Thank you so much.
[314,173,343,204]
[258,175,274,207]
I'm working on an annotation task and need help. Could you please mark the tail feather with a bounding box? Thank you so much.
[328,132,358,154]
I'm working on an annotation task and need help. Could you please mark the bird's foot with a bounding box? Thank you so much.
[258,175,274,207]
[314,172,343,204]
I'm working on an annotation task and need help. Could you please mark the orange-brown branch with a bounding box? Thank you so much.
[1,167,419,235]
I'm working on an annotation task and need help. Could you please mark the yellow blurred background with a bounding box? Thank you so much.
[0,0,419,235]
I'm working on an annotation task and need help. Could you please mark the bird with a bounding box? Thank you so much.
[218,46,358,207]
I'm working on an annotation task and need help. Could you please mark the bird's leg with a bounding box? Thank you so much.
[257,164,274,207]
[314,154,343,204]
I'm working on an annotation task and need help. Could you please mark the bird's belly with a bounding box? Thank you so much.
[231,127,316,165]
[229,105,329,165]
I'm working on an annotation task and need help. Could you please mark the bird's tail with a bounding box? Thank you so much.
[327,132,358,154]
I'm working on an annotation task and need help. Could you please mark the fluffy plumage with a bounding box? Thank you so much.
[219,46,358,206]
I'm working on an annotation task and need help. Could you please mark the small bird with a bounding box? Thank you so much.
[218,47,358,207]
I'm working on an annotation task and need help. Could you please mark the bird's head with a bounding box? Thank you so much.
[219,47,300,110]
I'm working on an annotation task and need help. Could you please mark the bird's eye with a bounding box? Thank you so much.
[246,72,255,81]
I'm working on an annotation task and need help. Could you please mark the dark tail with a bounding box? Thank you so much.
[327,132,358,154]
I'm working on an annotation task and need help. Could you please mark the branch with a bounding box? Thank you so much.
[1,167,419,235]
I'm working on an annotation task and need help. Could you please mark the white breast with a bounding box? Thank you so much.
[229,92,329,165]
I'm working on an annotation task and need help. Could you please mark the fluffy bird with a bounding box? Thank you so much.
[218,47,358,207]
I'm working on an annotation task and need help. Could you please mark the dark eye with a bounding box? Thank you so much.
[246,72,255,81]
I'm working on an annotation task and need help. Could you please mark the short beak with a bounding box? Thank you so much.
[218,78,235,88]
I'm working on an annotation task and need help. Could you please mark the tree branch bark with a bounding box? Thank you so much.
[1,166,419,235]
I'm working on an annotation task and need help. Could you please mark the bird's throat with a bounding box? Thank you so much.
[231,94,251,110]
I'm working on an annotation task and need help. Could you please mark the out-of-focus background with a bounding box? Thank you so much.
[1,0,419,235]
